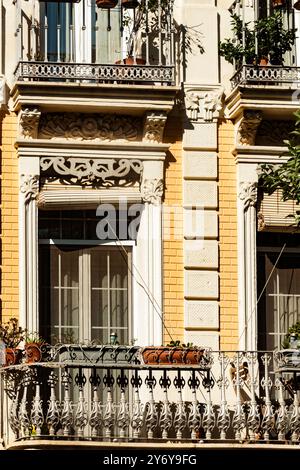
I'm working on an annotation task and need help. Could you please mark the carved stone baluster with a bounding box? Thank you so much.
[116,369,130,438]
[246,352,260,440]
[231,353,247,440]
[173,370,187,440]
[145,370,158,439]
[261,353,274,441]
[159,370,172,439]
[31,368,44,436]
[290,390,300,442]
[275,378,288,441]
[103,370,115,439]
[74,368,88,437]
[217,353,230,440]
[19,369,32,438]
[130,371,143,439]
[89,369,102,438]
[61,370,74,436]
[46,371,60,436]
[187,371,201,439]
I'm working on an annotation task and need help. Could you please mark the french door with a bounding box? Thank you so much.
[39,244,131,345]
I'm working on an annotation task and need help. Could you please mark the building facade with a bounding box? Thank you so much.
[0,0,299,450]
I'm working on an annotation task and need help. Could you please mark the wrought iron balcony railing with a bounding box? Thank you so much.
[231,65,300,89]
[14,0,176,86]
[1,346,300,447]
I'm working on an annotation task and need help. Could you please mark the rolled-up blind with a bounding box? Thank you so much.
[257,190,297,229]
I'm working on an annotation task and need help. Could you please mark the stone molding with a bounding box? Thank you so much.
[184,86,223,122]
[140,178,164,205]
[237,110,262,145]
[142,112,167,143]
[20,174,39,204]
[39,112,141,141]
[238,181,257,210]
[19,107,41,139]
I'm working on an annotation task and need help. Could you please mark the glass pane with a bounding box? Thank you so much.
[110,251,128,289]
[110,289,128,330]
[60,249,79,287]
[91,290,109,329]
[61,219,84,240]
[91,249,108,288]
[91,328,106,345]
[61,287,79,329]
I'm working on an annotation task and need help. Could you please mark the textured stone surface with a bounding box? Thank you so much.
[185,270,219,299]
[184,300,219,329]
[184,209,218,239]
[185,330,219,350]
[184,181,218,208]
[184,151,217,179]
[184,240,218,268]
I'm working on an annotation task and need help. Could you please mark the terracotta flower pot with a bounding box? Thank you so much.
[5,348,22,366]
[116,57,146,65]
[141,346,205,365]
[121,0,140,8]
[96,0,118,8]
[25,342,43,363]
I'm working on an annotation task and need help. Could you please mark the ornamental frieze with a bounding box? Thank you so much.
[40,157,143,187]
[38,113,141,142]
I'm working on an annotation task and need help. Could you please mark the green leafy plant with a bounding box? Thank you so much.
[259,109,300,226]
[166,340,196,348]
[282,322,300,348]
[0,318,26,348]
[25,332,45,344]
[219,11,296,67]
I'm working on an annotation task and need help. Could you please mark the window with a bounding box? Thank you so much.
[257,233,300,350]
[39,210,131,345]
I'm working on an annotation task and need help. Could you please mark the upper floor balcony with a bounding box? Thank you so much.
[223,0,300,119]
[10,0,179,115]
[1,344,300,450]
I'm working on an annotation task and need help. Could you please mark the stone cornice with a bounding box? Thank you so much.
[15,138,170,160]
[11,81,180,116]
[233,145,289,165]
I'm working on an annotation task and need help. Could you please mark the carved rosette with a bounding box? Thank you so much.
[141,178,164,205]
[40,157,143,187]
[20,174,39,204]
[238,110,262,145]
[203,88,223,122]
[19,107,41,139]
[185,91,201,121]
[39,113,141,141]
[142,112,167,143]
[239,181,257,210]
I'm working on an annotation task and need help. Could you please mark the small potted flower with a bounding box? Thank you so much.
[0,317,26,366]
[140,340,208,366]
[24,332,46,363]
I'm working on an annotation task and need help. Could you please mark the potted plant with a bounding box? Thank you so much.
[282,322,300,349]
[219,11,297,67]
[24,332,46,363]
[140,341,208,366]
[0,317,26,366]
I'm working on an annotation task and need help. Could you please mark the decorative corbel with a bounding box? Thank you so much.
[20,174,39,204]
[239,181,257,210]
[19,107,41,139]
[237,110,262,145]
[142,112,167,143]
[185,91,201,121]
[140,178,164,205]
[203,88,223,122]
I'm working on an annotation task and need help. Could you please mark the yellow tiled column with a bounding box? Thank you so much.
[162,117,184,344]
[218,119,238,350]
[0,113,19,322]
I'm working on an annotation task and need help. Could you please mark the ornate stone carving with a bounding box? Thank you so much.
[185,92,201,121]
[20,174,39,203]
[141,178,164,205]
[239,181,257,210]
[142,112,167,143]
[39,113,141,141]
[257,211,266,231]
[19,108,41,139]
[40,157,143,187]
[203,88,223,122]
[255,120,296,146]
[238,110,262,145]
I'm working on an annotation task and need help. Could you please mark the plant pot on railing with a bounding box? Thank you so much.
[122,0,140,8]
[96,0,118,8]
[141,346,207,366]
[4,348,22,367]
[115,57,146,65]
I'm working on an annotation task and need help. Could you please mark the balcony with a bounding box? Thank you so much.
[1,345,300,450]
